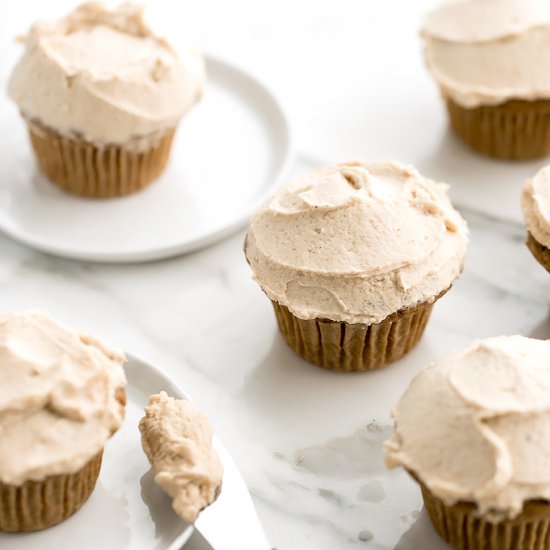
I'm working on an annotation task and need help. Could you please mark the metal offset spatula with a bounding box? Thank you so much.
[191,438,274,550]
[132,354,272,550]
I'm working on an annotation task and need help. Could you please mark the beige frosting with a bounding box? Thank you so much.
[385,335,550,519]
[422,0,550,108]
[245,161,467,325]
[0,312,126,486]
[7,2,205,144]
[522,165,550,248]
[139,392,223,523]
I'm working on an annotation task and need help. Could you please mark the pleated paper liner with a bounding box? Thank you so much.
[527,232,550,274]
[28,121,175,198]
[446,98,550,160]
[272,289,448,372]
[0,451,103,532]
[421,482,550,550]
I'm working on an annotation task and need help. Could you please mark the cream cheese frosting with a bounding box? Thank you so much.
[385,335,550,519]
[245,161,468,325]
[522,165,550,248]
[7,2,205,144]
[139,392,223,523]
[422,0,550,108]
[0,311,126,486]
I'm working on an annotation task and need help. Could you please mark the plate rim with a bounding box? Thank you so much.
[0,53,293,264]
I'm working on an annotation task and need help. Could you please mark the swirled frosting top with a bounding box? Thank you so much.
[522,164,550,249]
[8,2,205,143]
[245,161,467,325]
[422,0,550,107]
[385,335,550,519]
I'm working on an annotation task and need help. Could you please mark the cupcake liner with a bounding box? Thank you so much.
[0,451,103,532]
[527,232,550,274]
[28,122,175,198]
[421,483,550,550]
[446,98,550,160]
[272,291,447,372]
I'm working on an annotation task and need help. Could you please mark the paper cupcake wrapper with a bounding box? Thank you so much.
[272,296,441,372]
[446,98,550,160]
[527,232,550,274]
[0,451,103,532]
[28,123,175,198]
[421,483,550,550]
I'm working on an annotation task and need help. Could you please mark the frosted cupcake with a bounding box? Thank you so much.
[385,336,550,550]
[8,2,205,198]
[422,0,550,160]
[0,312,126,532]
[244,161,468,372]
[522,165,550,273]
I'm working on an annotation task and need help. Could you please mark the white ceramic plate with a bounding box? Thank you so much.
[0,354,197,550]
[0,55,292,263]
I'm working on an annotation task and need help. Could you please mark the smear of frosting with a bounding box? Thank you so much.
[0,311,126,486]
[8,2,205,144]
[421,0,550,108]
[139,392,223,523]
[385,336,550,519]
[245,161,467,325]
[522,165,550,249]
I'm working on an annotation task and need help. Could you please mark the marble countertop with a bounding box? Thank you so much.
[2,1,550,549]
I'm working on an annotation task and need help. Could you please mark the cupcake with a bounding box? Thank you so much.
[0,312,126,532]
[7,2,205,198]
[139,392,223,523]
[244,161,468,372]
[522,165,550,273]
[385,336,550,550]
[422,0,550,160]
